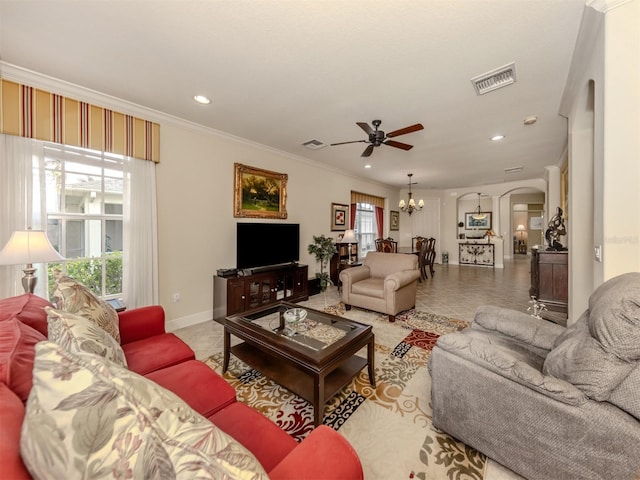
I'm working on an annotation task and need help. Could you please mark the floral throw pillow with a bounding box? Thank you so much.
[51,272,120,343]
[46,307,127,368]
[21,341,268,480]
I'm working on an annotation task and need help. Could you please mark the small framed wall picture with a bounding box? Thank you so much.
[331,203,349,231]
[465,212,492,229]
[390,210,400,231]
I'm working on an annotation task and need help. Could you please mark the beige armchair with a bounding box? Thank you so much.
[339,252,420,322]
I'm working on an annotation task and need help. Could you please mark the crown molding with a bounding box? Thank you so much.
[0,62,395,191]
[586,0,633,13]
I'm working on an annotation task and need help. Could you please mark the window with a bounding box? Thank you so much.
[43,143,124,299]
[354,202,378,257]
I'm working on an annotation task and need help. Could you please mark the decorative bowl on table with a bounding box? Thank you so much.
[283,308,307,335]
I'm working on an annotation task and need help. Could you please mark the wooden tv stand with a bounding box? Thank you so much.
[213,264,308,321]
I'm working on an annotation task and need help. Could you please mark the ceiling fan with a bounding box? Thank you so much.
[330,119,424,157]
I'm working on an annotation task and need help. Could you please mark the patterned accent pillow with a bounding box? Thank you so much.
[46,307,127,368]
[21,342,269,480]
[51,273,120,343]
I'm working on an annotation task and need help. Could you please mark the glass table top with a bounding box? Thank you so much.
[228,302,361,352]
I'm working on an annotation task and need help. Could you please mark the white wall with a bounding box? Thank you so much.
[560,0,640,322]
[157,123,398,327]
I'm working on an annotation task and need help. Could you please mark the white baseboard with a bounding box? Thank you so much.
[166,309,212,332]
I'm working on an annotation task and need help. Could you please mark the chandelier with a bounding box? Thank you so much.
[471,193,487,220]
[399,173,424,215]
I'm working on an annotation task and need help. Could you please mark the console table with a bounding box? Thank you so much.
[213,264,308,321]
[529,249,568,316]
[459,242,495,266]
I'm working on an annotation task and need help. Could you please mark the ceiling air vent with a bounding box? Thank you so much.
[302,139,328,150]
[471,62,517,96]
[504,166,524,174]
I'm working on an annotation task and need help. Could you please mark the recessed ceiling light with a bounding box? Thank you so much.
[364,164,372,169]
[491,135,505,141]
[193,95,211,105]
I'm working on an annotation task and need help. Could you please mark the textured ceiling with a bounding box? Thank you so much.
[0,0,587,189]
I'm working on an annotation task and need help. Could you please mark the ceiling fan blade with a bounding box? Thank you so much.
[386,123,424,138]
[357,122,374,135]
[330,140,367,146]
[361,144,375,157]
[384,140,413,151]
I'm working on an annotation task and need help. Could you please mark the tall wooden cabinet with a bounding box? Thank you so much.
[213,264,308,321]
[530,249,568,316]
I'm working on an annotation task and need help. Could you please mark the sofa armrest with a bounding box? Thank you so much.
[435,332,586,406]
[384,269,421,291]
[473,305,565,351]
[339,266,371,290]
[268,425,363,480]
[118,305,166,344]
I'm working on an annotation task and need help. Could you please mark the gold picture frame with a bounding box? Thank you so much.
[331,203,349,231]
[390,210,400,231]
[234,163,287,219]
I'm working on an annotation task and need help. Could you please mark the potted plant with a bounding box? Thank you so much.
[307,234,337,292]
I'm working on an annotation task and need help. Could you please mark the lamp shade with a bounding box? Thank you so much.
[516,224,526,232]
[341,229,357,244]
[0,230,65,266]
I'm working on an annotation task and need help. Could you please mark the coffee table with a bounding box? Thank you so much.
[223,301,375,426]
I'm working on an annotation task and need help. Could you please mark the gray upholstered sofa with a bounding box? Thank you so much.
[429,272,640,480]
[340,251,420,322]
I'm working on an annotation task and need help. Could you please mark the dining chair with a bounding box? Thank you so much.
[419,237,436,280]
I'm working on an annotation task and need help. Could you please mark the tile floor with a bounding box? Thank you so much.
[174,256,533,480]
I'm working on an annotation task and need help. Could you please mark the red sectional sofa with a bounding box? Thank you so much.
[0,293,363,479]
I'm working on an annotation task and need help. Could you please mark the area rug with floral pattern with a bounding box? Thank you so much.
[205,303,486,480]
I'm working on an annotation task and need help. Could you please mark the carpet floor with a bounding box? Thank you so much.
[205,303,486,480]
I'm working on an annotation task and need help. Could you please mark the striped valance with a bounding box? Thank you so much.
[351,191,385,208]
[0,79,160,162]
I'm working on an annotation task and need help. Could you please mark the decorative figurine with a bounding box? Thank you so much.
[545,207,567,251]
[528,296,547,319]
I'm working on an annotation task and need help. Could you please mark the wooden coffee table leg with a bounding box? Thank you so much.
[367,336,376,387]
[223,328,230,373]
[314,374,324,427]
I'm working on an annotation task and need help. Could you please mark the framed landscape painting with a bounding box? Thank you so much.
[234,163,287,219]
[331,203,349,231]
[465,212,492,229]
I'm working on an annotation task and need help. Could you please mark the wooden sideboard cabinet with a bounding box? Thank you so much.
[213,264,308,321]
[529,249,568,314]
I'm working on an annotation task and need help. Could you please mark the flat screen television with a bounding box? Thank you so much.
[236,223,300,270]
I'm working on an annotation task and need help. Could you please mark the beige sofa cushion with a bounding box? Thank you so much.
[46,307,127,367]
[21,341,268,480]
[51,273,120,343]
[352,278,385,298]
[364,252,418,278]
